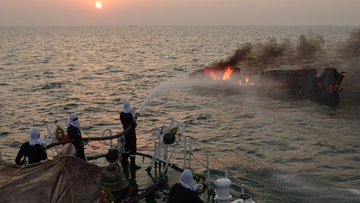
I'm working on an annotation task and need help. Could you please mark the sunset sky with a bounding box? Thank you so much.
[1,0,359,26]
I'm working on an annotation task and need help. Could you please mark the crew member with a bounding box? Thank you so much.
[67,113,86,160]
[120,101,141,170]
[167,169,204,203]
[15,129,47,165]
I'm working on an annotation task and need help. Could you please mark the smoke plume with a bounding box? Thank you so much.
[211,43,253,67]
[339,28,360,58]
[200,28,360,87]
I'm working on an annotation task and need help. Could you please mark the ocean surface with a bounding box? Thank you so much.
[1,26,360,203]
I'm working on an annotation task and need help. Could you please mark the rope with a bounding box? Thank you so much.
[124,183,162,203]
[207,149,233,178]
[51,158,75,203]
[0,165,25,189]
[81,129,92,138]
[137,137,158,151]
[80,130,96,147]
[0,159,74,203]
[191,138,234,179]
[190,153,207,169]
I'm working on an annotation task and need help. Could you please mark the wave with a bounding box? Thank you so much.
[41,82,64,90]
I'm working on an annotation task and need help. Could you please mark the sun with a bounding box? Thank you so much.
[95,1,103,9]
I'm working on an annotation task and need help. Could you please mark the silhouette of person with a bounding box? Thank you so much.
[120,101,141,170]
[102,149,135,202]
[15,129,47,165]
[67,113,86,160]
[167,169,204,203]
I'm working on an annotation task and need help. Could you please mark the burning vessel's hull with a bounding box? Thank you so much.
[189,66,242,84]
[189,66,346,105]
[259,68,345,105]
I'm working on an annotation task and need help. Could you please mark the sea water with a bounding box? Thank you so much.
[0,26,360,202]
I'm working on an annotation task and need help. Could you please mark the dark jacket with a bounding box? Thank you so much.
[167,183,204,203]
[120,112,138,155]
[120,112,137,136]
[67,124,86,160]
[15,142,47,165]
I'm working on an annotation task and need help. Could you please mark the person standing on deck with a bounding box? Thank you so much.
[15,129,47,165]
[67,113,86,160]
[120,101,141,170]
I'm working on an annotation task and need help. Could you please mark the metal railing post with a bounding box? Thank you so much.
[184,136,187,168]
[188,137,192,168]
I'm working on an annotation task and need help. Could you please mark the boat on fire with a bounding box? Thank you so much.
[0,119,256,203]
[189,65,346,105]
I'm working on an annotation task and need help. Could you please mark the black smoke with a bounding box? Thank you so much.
[211,28,360,72]
[210,43,253,67]
[339,28,360,58]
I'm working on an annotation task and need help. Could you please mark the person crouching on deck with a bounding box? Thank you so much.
[167,169,204,203]
[67,113,86,160]
[15,129,47,165]
[102,149,135,202]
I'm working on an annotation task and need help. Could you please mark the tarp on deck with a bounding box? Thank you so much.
[0,156,102,203]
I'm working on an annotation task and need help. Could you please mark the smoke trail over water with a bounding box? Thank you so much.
[339,28,360,58]
[140,28,360,111]
[210,28,360,74]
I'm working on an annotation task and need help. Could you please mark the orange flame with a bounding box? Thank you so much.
[238,75,254,86]
[245,76,250,83]
[204,66,233,80]
[204,69,218,80]
[222,67,233,80]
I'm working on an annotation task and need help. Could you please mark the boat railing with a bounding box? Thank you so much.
[142,119,256,203]
[144,120,216,199]
[41,118,255,203]
[42,118,118,159]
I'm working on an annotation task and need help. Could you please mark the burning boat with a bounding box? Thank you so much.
[187,32,354,104]
[189,66,241,82]
[189,65,346,105]
[260,67,346,104]
[188,66,253,86]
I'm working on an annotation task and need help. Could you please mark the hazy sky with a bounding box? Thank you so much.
[1,0,359,26]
